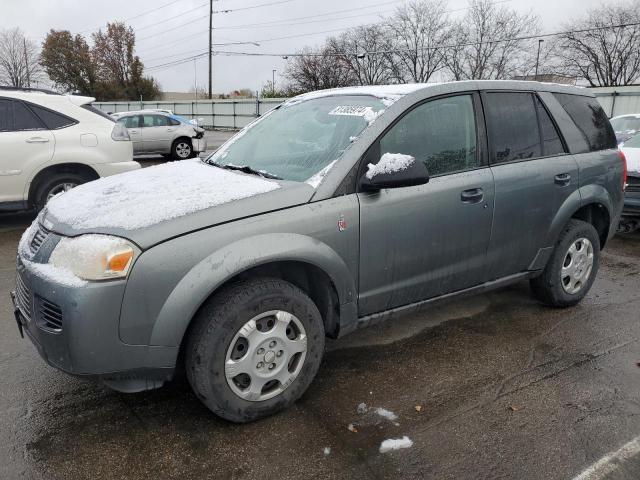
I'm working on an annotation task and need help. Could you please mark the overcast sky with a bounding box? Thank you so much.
[2,0,611,94]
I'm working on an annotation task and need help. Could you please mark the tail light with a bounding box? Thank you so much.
[619,149,628,191]
[111,123,131,141]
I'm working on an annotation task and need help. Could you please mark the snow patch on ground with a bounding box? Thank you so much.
[374,407,398,421]
[379,436,413,453]
[23,260,87,288]
[306,160,337,188]
[323,447,331,455]
[46,161,280,230]
[366,153,415,179]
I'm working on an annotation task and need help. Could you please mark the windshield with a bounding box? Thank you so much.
[623,133,640,148]
[611,116,640,132]
[205,95,386,182]
[171,114,193,125]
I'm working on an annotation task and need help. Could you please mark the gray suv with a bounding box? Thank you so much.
[11,81,625,423]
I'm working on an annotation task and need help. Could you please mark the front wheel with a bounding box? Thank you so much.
[171,138,192,160]
[530,219,600,307]
[185,278,325,423]
[33,172,91,211]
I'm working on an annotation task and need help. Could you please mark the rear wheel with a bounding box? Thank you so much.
[171,138,192,160]
[33,172,91,211]
[530,219,600,307]
[185,278,325,423]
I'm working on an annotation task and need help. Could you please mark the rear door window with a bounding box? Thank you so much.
[120,116,140,128]
[553,93,616,152]
[535,96,566,156]
[484,92,541,164]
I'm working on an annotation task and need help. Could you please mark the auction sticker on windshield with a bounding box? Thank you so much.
[328,106,372,116]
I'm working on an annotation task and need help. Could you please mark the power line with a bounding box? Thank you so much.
[143,20,640,71]
[213,0,293,14]
[78,0,185,33]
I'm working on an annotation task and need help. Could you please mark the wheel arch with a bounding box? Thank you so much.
[145,233,357,349]
[27,163,99,207]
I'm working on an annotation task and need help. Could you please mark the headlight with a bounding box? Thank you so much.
[49,234,137,280]
[111,123,130,141]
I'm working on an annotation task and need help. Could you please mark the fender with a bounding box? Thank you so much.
[147,233,356,347]
[531,184,612,270]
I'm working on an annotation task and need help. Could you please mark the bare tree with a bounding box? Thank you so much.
[327,24,395,85]
[284,46,357,93]
[554,1,640,86]
[0,28,41,87]
[444,0,541,80]
[385,0,451,83]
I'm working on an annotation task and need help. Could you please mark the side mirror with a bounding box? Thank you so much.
[360,154,429,191]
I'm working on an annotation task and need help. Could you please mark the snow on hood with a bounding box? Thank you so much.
[46,161,280,230]
[284,84,434,108]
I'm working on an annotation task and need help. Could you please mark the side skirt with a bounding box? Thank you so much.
[350,272,536,334]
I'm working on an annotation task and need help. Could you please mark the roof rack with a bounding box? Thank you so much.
[0,86,61,95]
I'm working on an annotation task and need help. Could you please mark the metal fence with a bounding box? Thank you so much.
[591,86,640,118]
[93,98,287,130]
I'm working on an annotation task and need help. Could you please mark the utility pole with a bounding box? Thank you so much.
[272,69,276,96]
[23,38,31,88]
[534,39,544,81]
[208,0,213,99]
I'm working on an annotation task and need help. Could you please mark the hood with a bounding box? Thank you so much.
[44,160,315,249]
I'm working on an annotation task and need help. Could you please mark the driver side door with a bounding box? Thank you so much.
[357,92,495,316]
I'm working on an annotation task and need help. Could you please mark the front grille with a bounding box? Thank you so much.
[37,297,63,331]
[15,274,32,319]
[29,225,49,254]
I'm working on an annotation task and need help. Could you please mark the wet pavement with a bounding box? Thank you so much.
[1,216,639,479]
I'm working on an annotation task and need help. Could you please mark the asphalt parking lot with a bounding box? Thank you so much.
[0,208,639,479]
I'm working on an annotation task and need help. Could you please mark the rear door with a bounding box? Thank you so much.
[0,98,54,204]
[141,114,172,153]
[118,115,143,152]
[482,91,578,280]
[358,92,495,316]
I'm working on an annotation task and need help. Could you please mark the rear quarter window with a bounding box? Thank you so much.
[553,93,616,152]
[27,103,77,130]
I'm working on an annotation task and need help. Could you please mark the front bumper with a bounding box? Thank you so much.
[91,160,141,177]
[10,256,177,392]
[192,137,207,153]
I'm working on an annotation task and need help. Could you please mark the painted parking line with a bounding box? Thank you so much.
[572,435,640,480]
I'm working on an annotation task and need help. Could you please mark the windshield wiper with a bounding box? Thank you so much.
[209,161,282,180]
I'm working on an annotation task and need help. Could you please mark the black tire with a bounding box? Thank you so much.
[171,138,192,160]
[33,172,91,211]
[185,277,325,423]
[530,219,601,307]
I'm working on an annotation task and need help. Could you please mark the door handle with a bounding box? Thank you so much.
[129,129,139,134]
[25,137,49,143]
[554,173,571,186]
[167,128,175,132]
[461,187,484,204]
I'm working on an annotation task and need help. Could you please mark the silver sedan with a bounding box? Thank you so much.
[114,110,207,159]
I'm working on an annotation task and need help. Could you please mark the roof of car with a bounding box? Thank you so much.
[611,114,640,119]
[114,109,173,116]
[285,80,589,106]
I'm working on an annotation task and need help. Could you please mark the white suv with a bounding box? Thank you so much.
[0,87,140,211]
